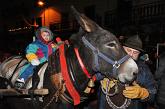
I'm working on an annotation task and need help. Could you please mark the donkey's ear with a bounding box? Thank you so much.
[71,6,100,32]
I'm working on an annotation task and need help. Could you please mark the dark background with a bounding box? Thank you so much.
[0,0,165,67]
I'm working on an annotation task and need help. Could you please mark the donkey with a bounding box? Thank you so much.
[41,6,138,109]
[0,6,138,109]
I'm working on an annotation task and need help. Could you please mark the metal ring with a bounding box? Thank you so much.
[113,61,120,68]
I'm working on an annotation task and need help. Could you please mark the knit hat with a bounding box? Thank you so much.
[123,35,144,52]
[35,27,54,43]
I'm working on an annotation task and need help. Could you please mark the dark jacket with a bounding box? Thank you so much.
[155,52,165,105]
[127,60,157,109]
[98,59,157,109]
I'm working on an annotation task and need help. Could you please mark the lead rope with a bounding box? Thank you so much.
[101,79,131,109]
[106,94,131,109]
[43,82,64,109]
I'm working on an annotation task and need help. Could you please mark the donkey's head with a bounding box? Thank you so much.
[70,6,138,84]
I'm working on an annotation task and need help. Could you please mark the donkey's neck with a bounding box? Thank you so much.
[66,45,91,76]
[65,45,93,93]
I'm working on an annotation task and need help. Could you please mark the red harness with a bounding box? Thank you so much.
[56,37,96,105]
[56,37,80,105]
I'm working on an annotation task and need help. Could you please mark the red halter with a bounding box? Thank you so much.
[74,48,96,81]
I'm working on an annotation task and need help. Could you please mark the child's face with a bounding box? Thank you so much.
[41,31,51,42]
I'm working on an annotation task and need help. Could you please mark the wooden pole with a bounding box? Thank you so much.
[0,88,49,97]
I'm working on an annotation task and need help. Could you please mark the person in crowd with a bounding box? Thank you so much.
[155,51,165,109]
[14,26,58,89]
[122,35,157,109]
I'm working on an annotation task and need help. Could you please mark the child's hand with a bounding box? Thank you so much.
[31,59,40,66]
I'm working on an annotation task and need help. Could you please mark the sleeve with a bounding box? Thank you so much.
[26,43,39,62]
[138,63,157,102]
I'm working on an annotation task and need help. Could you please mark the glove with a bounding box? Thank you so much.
[51,43,58,48]
[123,81,149,100]
[31,59,40,66]
[100,78,117,92]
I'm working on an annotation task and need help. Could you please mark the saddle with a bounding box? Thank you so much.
[0,56,48,90]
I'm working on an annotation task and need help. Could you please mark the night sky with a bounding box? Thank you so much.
[0,0,165,56]
[0,0,65,55]
[0,0,41,54]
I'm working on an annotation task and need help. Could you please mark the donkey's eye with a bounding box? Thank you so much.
[106,41,116,48]
[108,43,115,47]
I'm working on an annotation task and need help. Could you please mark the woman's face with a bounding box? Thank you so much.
[41,31,51,42]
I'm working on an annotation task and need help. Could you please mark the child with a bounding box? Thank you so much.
[15,27,57,89]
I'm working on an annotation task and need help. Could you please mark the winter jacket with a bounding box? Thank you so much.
[26,39,57,64]
[127,60,157,109]
[98,59,157,109]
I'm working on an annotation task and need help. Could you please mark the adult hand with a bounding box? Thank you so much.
[123,81,149,99]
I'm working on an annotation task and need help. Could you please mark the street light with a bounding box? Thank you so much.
[38,0,44,7]
[37,0,46,26]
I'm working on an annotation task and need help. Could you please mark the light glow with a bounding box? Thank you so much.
[38,1,44,7]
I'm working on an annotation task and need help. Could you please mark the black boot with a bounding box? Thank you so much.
[30,74,40,90]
